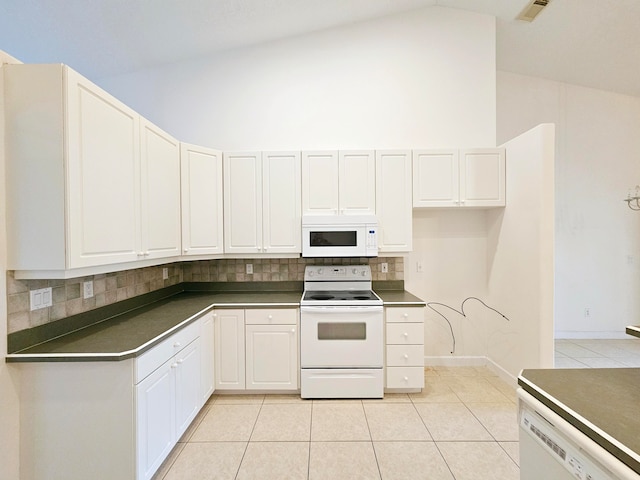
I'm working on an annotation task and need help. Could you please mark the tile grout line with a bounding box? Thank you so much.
[360,400,383,480]
[233,396,265,480]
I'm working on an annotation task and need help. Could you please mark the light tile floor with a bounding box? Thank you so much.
[554,338,640,368]
[152,366,520,480]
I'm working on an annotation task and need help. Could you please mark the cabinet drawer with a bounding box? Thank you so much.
[386,366,425,389]
[136,319,200,383]
[245,308,297,325]
[386,307,425,323]
[386,345,424,367]
[386,323,424,345]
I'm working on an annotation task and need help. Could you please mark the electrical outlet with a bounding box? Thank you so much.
[30,287,52,311]
[246,263,253,275]
[83,281,94,299]
[584,308,590,318]
[416,261,423,273]
[163,267,169,280]
[380,262,388,273]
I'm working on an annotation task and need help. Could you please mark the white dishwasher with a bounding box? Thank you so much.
[518,389,640,480]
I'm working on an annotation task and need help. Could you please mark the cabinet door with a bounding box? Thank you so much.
[302,151,339,214]
[200,313,215,405]
[174,339,201,440]
[136,359,175,480]
[339,150,376,215]
[460,148,506,207]
[181,143,224,256]
[246,324,298,390]
[140,119,182,259]
[412,149,459,207]
[224,152,262,254]
[214,310,246,389]
[376,150,412,252]
[263,151,301,254]
[66,67,142,268]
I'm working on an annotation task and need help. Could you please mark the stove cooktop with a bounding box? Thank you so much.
[301,289,382,305]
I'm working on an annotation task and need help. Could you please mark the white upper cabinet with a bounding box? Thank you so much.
[140,119,181,260]
[224,151,301,255]
[302,150,375,215]
[262,151,302,253]
[413,148,505,208]
[459,148,506,207]
[180,143,224,256]
[4,64,183,277]
[224,152,262,254]
[301,151,339,214]
[375,150,412,253]
[5,65,138,275]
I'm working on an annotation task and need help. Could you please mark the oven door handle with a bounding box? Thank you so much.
[301,306,383,315]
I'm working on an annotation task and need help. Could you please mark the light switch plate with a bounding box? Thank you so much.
[30,287,52,311]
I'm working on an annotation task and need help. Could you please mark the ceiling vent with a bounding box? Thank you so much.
[517,0,552,22]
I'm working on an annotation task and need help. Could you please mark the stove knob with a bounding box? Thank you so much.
[361,270,367,276]
[352,268,358,274]
[308,271,314,277]
[318,268,323,275]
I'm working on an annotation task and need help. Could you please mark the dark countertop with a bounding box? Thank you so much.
[519,368,640,475]
[6,290,302,362]
[626,325,640,338]
[376,289,426,306]
[6,285,425,363]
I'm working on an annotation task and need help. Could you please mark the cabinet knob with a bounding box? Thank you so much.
[403,332,409,337]
[174,342,181,348]
[138,251,144,256]
[213,313,217,318]
[403,313,409,318]
[145,251,150,256]
[268,315,273,320]
[291,328,295,333]
[171,363,178,369]
[404,376,409,381]
[178,359,184,364]
[184,248,189,253]
[403,354,409,359]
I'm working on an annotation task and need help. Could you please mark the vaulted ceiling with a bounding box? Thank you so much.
[2,0,640,97]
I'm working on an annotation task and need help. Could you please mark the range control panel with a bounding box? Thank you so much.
[304,265,371,281]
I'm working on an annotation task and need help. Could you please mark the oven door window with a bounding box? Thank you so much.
[310,230,357,247]
[317,322,366,340]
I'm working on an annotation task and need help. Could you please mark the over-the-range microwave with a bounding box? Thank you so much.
[301,214,378,257]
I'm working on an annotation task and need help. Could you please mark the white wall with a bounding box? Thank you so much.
[0,50,21,480]
[498,71,640,338]
[100,6,496,150]
[486,124,556,377]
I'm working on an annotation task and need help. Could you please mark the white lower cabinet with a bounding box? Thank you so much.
[16,316,213,480]
[214,308,299,391]
[385,306,425,390]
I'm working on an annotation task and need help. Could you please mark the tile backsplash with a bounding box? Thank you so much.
[7,256,403,334]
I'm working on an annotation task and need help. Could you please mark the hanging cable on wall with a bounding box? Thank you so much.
[624,185,640,211]
[426,297,511,354]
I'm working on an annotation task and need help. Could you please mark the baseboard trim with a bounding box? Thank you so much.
[424,355,518,387]
[555,331,630,340]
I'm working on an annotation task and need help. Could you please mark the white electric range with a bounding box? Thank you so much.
[299,265,384,399]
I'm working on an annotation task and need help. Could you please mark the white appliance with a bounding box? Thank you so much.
[518,389,640,480]
[300,265,383,399]
[301,215,378,258]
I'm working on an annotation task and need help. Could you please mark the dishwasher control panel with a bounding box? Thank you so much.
[520,408,616,480]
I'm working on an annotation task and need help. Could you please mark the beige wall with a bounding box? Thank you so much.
[1,50,21,480]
